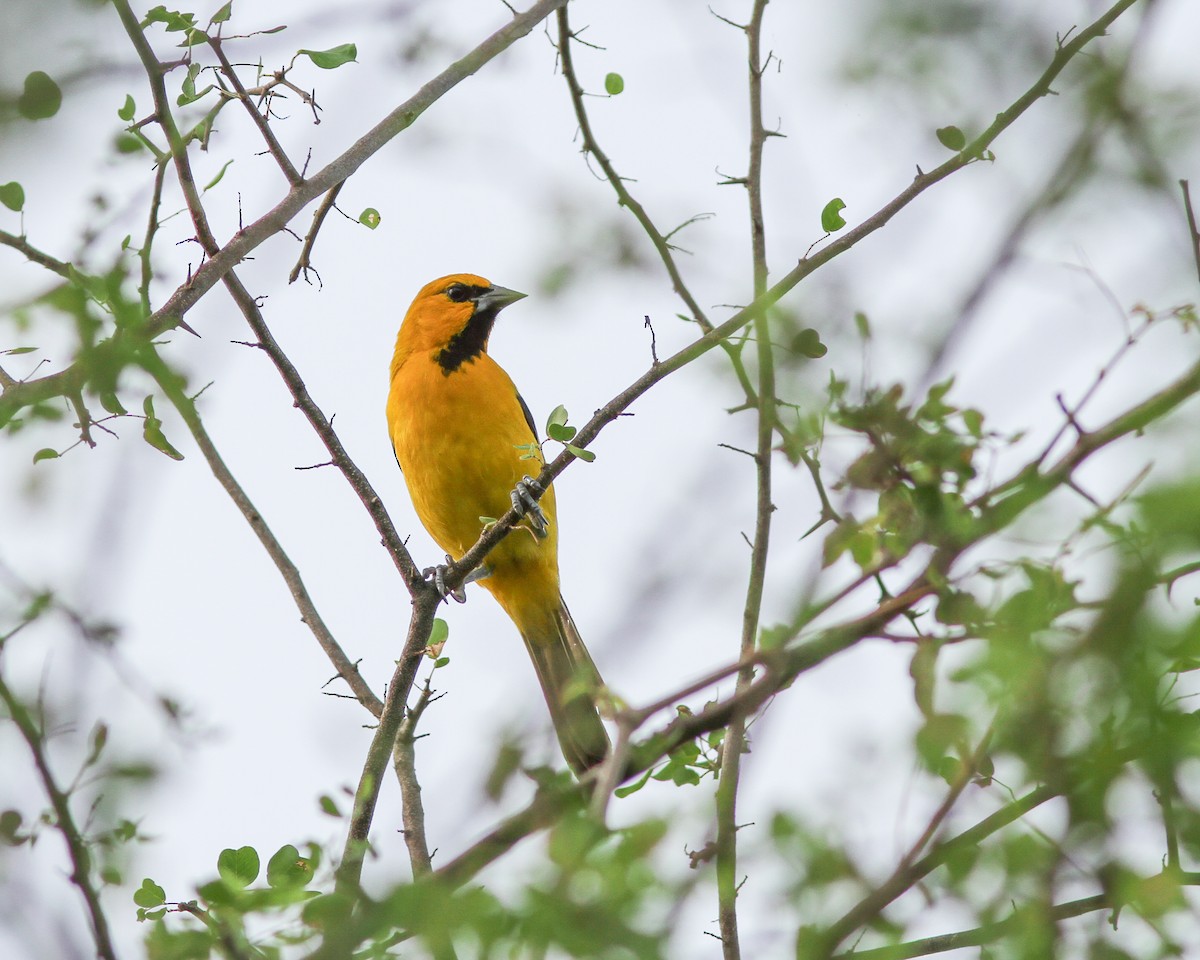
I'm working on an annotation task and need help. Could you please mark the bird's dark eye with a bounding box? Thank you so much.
[445,283,470,303]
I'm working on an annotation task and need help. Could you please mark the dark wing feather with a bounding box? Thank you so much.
[516,391,538,440]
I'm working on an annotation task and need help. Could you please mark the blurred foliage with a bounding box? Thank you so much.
[3,1,1200,959]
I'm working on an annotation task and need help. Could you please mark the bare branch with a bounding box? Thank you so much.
[1181,179,1200,284]
[289,182,346,285]
[208,36,303,185]
[142,348,384,717]
[0,676,119,960]
[1,0,570,423]
[335,589,441,894]
[392,676,437,876]
[0,228,74,280]
[717,3,773,956]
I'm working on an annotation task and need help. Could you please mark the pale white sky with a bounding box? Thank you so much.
[2,0,1200,956]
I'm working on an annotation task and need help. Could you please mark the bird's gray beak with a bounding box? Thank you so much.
[476,285,527,312]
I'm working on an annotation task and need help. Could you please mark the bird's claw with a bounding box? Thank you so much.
[422,555,491,604]
[512,475,549,538]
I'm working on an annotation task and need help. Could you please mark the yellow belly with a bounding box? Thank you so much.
[387,350,560,603]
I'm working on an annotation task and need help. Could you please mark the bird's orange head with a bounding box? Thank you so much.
[392,273,527,375]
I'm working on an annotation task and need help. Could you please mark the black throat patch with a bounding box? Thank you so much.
[436,306,498,373]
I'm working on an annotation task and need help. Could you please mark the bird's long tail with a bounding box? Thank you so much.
[519,595,610,776]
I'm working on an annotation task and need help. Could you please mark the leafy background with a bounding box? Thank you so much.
[3,0,1200,956]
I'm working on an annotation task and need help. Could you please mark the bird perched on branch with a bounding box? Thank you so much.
[387,273,610,776]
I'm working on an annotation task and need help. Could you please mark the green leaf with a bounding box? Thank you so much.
[604,72,625,95]
[565,443,595,462]
[318,794,341,817]
[142,397,184,461]
[217,846,260,888]
[210,1,233,24]
[143,423,184,460]
[0,182,25,212]
[546,404,569,432]
[86,722,109,765]
[936,125,967,151]
[266,844,312,889]
[0,810,25,846]
[299,44,357,69]
[853,311,871,340]
[114,133,143,154]
[791,328,828,359]
[33,447,58,464]
[118,94,136,122]
[434,656,450,668]
[18,71,62,121]
[133,877,167,908]
[100,392,127,416]
[142,6,197,32]
[2,346,36,356]
[614,768,653,798]
[546,404,578,442]
[915,713,970,772]
[203,160,234,192]
[177,63,212,106]
[429,618,449,646]
[358,207,381,229]
[820,197,846,232]
[196,879,235,906]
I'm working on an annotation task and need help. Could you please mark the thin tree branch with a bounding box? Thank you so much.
[717,4,773,957]
[1,0,570,423]
[438,0,1141,600]
[219,273,424,591]
[288,182,346,285]
[0,229,74,280]
[141,348,384,716]
[0,676,119,960]
[1181,179,1200,284]
[115,0,425,595]
[392,677,437,876]
[335,589,441,895]
[555,7,714,334]
[139,161,170,317]
[829,894,1107,960]
[208,35,303,185]
[807,727,997,958]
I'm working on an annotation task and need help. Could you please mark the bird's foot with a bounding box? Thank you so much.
[422,555,491,603]
[511,475,549,538]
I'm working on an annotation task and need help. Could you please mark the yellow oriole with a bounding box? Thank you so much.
[387,273,609,775]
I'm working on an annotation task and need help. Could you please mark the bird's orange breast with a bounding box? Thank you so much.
[387,349,560,607]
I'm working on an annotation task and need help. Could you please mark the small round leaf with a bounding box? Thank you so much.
[0,182,26,212]
[820,197,846,232]
[791,328,828,359]
[936,125,966,151]
[18,71,62,121]
[359,207,381,229]
[217,846,260,888]
[133,878,167,908]
[267,844,313,888]
[114,133,143,154]
[604,72,624,95]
